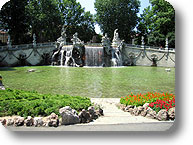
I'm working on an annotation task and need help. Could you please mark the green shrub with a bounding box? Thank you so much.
[0,88,92,117]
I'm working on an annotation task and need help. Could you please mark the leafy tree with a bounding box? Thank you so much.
[0,0,96,44]
[94,0,140,43]
[137,0,175,48]
[0,0,30,44]
[26,0,62,43]
[57,0,95,42]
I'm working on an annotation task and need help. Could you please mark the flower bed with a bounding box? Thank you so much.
[120,92,175,121]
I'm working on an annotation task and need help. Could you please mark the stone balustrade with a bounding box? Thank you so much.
[0,42,175,67]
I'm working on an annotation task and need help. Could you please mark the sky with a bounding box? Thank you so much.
[77,0,151,34]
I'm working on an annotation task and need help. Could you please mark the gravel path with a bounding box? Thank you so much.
[87,98,159,125]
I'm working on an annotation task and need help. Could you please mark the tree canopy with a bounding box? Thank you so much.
[94,0,140,43]
[0,0,175,47]
[137,0,175,48]
[0,0,30,44]
[0,0,96,44]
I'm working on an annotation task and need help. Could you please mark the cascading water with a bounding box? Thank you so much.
[85,46,104,66]
[60,45,73,66]
[60,49,64,66]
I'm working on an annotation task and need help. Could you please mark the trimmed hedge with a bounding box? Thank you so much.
[0,88,92,117]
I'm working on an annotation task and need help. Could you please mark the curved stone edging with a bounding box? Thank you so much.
[119,103,175,121]
[0,106,104,127]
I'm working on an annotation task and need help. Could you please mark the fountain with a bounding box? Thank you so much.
[51,28,124,67]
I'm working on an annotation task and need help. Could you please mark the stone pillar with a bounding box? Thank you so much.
[132,39,135,45]
[33,34,37,47]
[165,37,168,50]
[141,36,145,49]
[7,34,12,49]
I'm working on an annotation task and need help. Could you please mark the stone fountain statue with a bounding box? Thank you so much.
[51,30,85,67]
[112,29,121,47]
[71,32,83,46]
[56,25,67,50]
[51,25,67,65]
[101,33,111,55]
[111,29,124,66]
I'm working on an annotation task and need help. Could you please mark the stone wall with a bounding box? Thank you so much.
[0,42,55,67]
[122,45,175,67]
[0,43,175,67]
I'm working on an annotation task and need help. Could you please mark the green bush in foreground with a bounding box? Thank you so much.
[0,88,92,117]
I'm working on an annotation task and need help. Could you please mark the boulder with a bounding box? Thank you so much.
[168,107,175,120]
[141,109,148,117]
[88,106,95,115]
[28,69,36,72]
[157,109,168,121]
[133,106,144,116]
[34,117,44,127]
[118,104,126,111]
[146,108,157,119]
[129,108,134,115]
[7,118,14,126]
[14,116,24,126]
[99,108,104,116]
[90,113,99,120]
[45,113,59,127]
[143,103,149,109]
[124,105,134,112]
[25,116,34,126]
[79,109,91,123]
[59,106,80,125]
[0,119,6,126]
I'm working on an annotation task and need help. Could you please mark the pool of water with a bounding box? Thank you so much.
[0,66,175,98]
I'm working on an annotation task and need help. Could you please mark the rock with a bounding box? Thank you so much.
[146,108,157,119]
[99,108,104,116]
[165,68,171,72]
[88,106,95,115]
[28,69,36,72]
[59,106,80,125]
[132,107,138,116]
[45,113,59,127]
[95,108,104,117]
[34,117,44,127]
[79,109,91,123]
[7,118,14,126]
[25,116,34,126]
[118,104,126,111]
[133,106,144,116]
[49,113,58,120]
[124,105,134,112]
[129,108,134,115]
[157,109,168,121]
[143,103,149,109]
[90,113,99,120]
[14,116,24,126]
[168,107,175,120]
[0,119,6,126]
[141,109,148,117]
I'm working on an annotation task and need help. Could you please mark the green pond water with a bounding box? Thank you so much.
[0,66,175,98]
